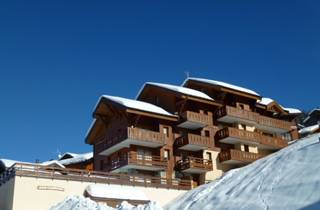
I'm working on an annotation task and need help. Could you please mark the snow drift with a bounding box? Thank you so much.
[166,133,320,210]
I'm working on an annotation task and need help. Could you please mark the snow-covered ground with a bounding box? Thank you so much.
[49,133,320,210]
[49,196,163,210]
[167,133,320,210]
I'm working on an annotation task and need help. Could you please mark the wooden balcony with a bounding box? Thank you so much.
[174,133,211,151]
[96,127,167,156]
[215,127,287,149]
[215,127,260,145]
[259,135,288,149]
[178,111,213,129]
[216,106,258,125]
[106,152,167,172]
[219,149,262,165]
[216,106,294,133]
[256,115,294,133]
[176,157,212,174]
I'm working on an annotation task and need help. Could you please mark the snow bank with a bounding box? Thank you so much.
[85,184,149,201]
[49,196,163,210]
[166,133,320,210]
[49,196,113,210]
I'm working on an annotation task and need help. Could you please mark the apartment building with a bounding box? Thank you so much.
[85,77,300,187]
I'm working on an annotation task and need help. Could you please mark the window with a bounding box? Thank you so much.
[239,104,245,110]
[163,126,169,137]
[244,145,249,152]
[164,149,170,160]
[204,130,210,137]
[206,152,212,161]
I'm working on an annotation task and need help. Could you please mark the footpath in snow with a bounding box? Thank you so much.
[50,133,320,210]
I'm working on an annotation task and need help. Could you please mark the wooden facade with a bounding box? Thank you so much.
[85,79,299,188]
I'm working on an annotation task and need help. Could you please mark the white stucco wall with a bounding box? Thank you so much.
[4,176,187,210]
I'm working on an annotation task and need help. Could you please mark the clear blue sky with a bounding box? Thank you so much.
[0,1,319,162]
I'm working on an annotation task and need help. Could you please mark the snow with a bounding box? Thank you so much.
[49,196,113,210]
[58,152,93,166]
[182,77,260,96]
[85,184,149,201]
[41,160,65,168]
[299,124,320,135]
[166,133,320,210]
[100,95,176,117]
[49,196,163,210]
[137,82,214,101]
[257,97,274,105]
[0,159,18,168]
[283,107,302,114]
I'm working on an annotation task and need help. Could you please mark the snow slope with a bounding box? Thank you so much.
[166,133,320,210]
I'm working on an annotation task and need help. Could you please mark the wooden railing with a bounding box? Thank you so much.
[215,127,260,144]
[107,151,167,171]
[257,115,293,131]
[219,149,262,163]
[181,111,213,126]
[259,135,287,148]
[216,106,258,122]
[176,157,212,171]
[96,127,167,154]
[175,133,211,149]
[1,163,191,190]
[216,106,293,131]
[216,127,288,149]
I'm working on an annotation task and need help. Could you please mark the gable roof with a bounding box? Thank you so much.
[137,82,214,101]
[97,95,176,118]
[182,77,260,97]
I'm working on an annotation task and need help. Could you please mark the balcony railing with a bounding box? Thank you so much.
[215,127,260,145]
[259,135,287,149]
[175,133,211,151]
[1,163,191,190]
[176,157,212,173]
[216,106,258,123]
[216,106,294,132]
[215,127,288,149]
[178,111,213,129]
[219,149,262,164]
[96,127,167,155]
[107,151,167,171]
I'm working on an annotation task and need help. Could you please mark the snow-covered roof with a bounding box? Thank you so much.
[283,107,302,114]
[137,82,214,101]
[58,152,82,160]
[182,77,260,96]
[41,160,65,168]
[257,97,301,115]
[99,95,176,117]
[299,124,320,135]
[257,97,274,106]
[0,159,19,168]
[59,152,93,166]
[85,184,149,201]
